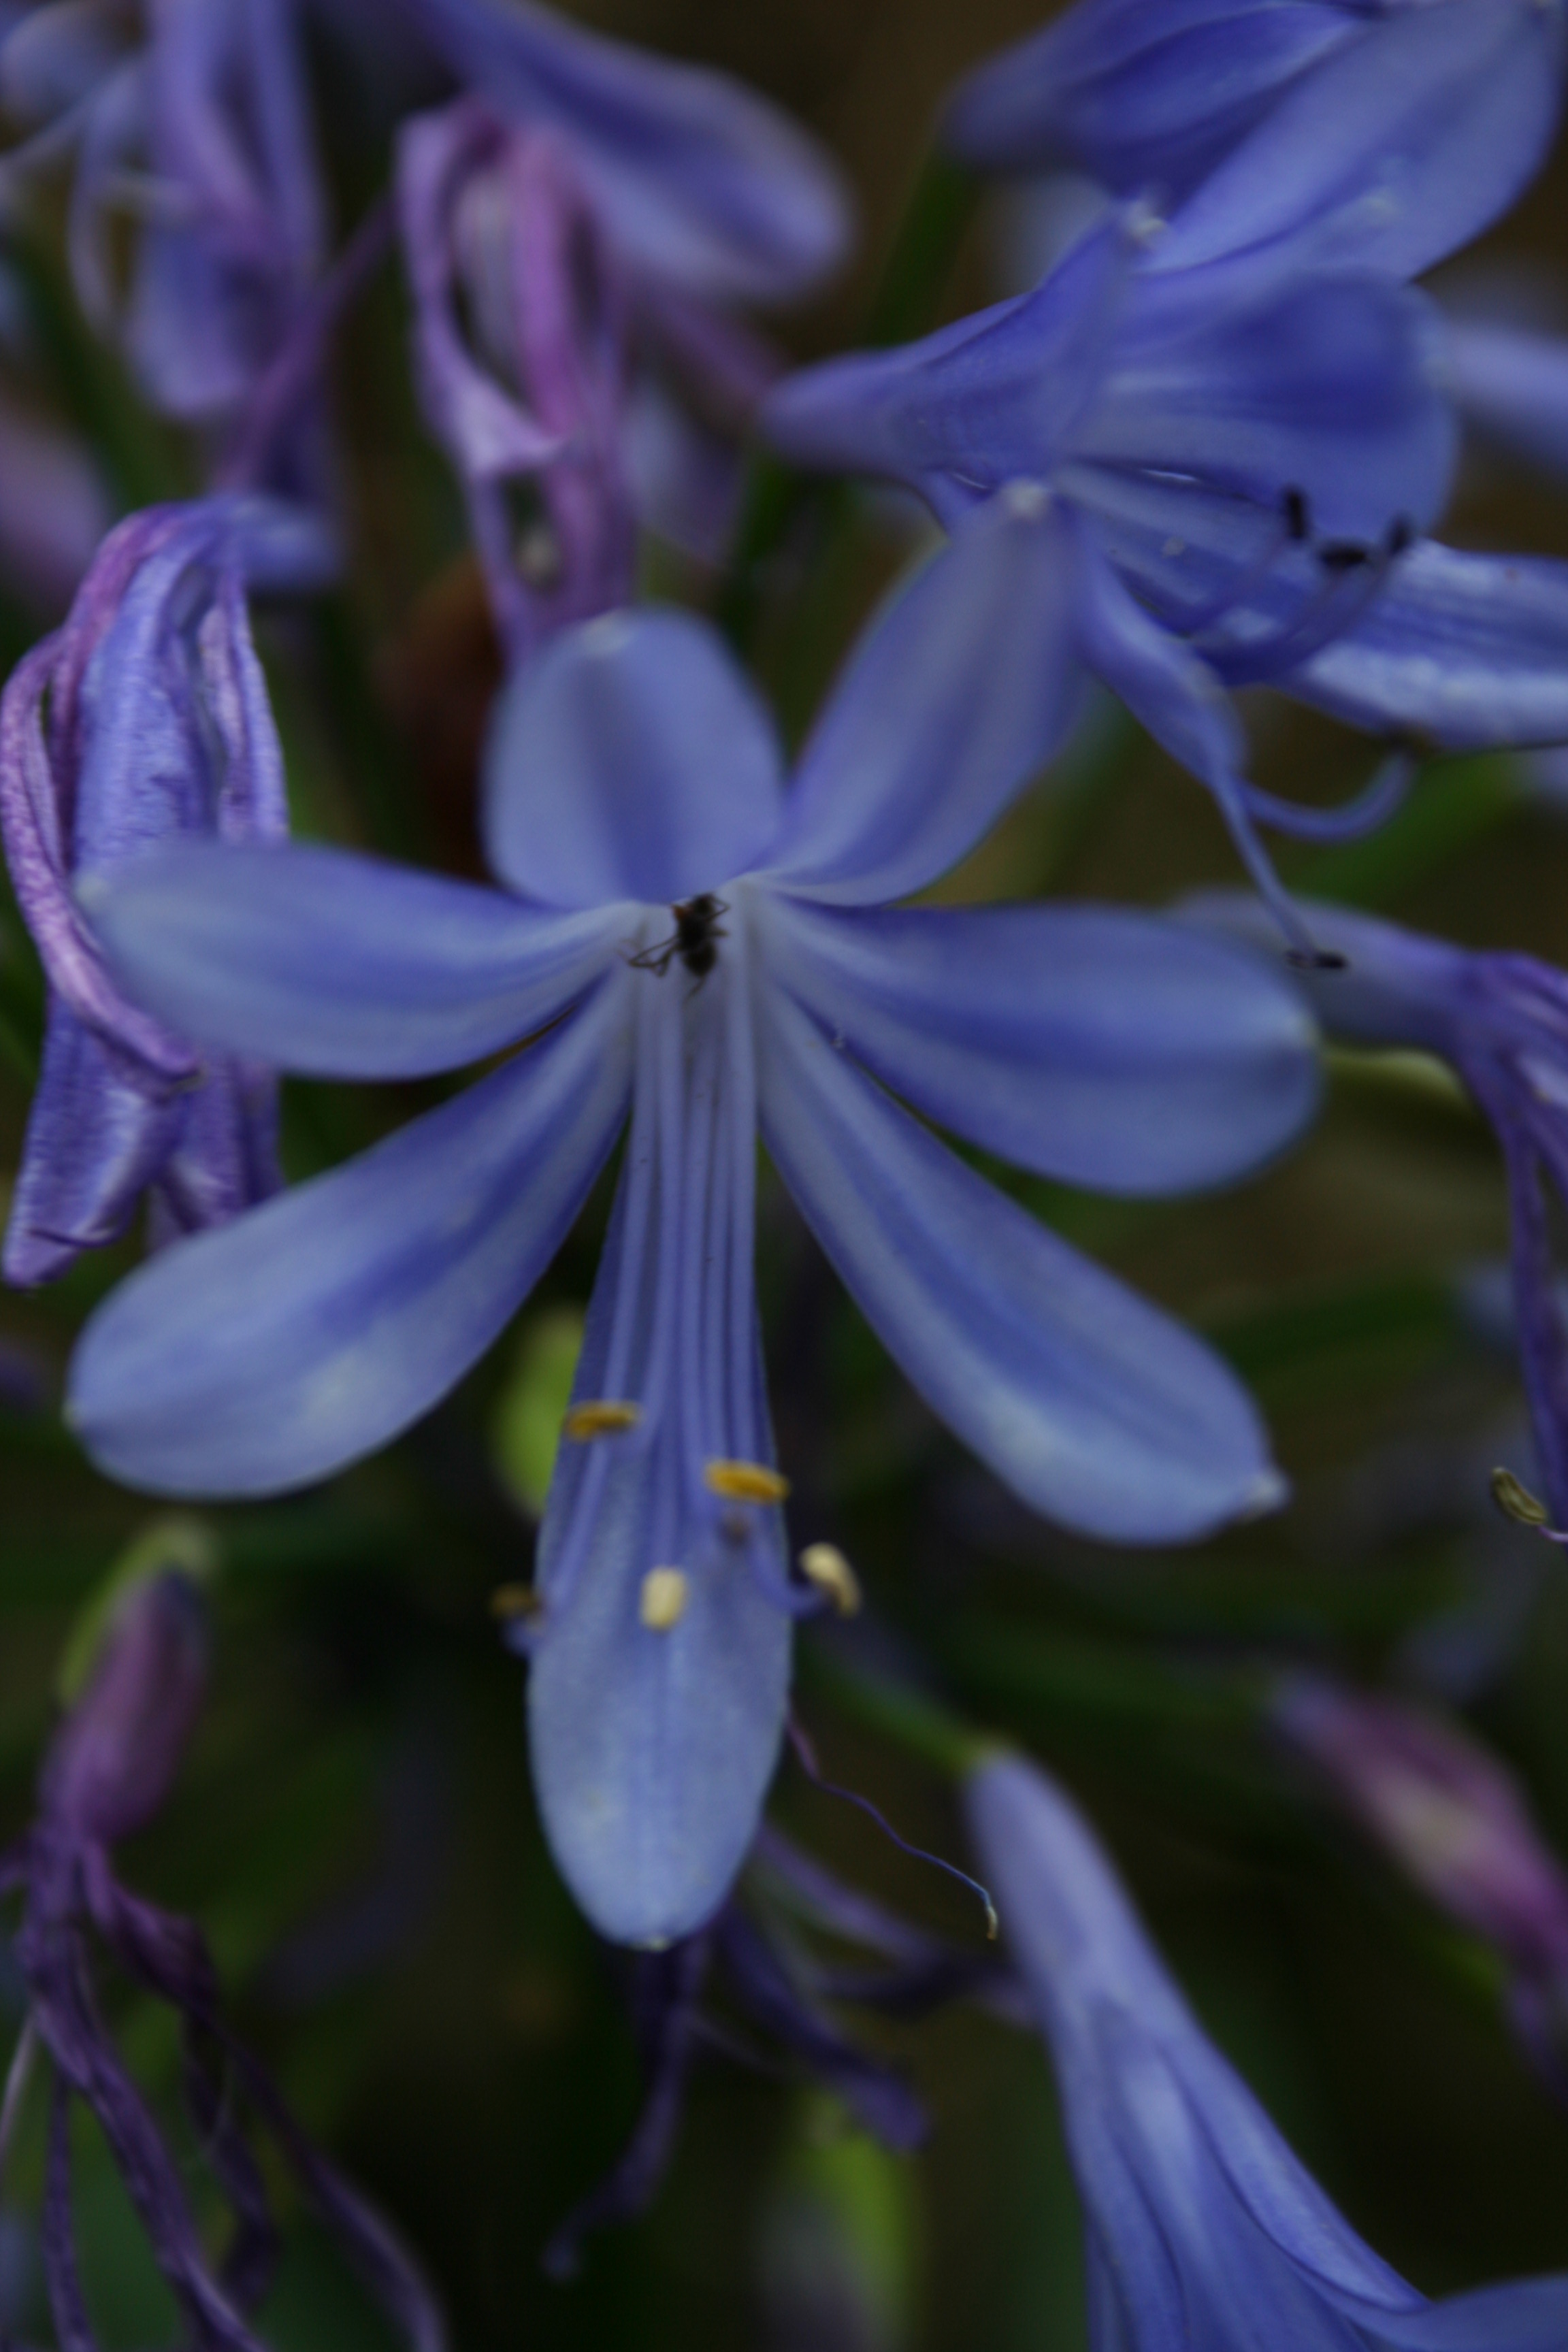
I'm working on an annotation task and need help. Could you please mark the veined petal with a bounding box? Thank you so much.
[756,894,1320,1195]
[82,840,627,1077]
[1087,272,1455,545]
[941,0,1360,195]
[530,956,790,1946]
[763,489,1085,906]
[67,971,635,1497]
[528,1186,790,1948]
[393,0,851,303]
[1292,542,1568,751]
[760,212,1134,519]
[485,607,785,907]
[757,985,1282,1545]
[1149,0,1567,287]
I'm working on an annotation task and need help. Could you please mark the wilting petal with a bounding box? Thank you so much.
[1088,270,1454,545]
[83,841,627,1077]
[1447,319,1568,482]
[393,0,852,303]
[1149,0,1567,289]
[756,894,1320,1195]
[757,985,1281,1544]
[941,0,1360,196]
[763,490,1084,906]
[1292,541,1568,751]
[485,608,786,906]
[5,1002,182,1286]
[67,973,635,1497]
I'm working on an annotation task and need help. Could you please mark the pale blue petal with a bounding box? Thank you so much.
[1448,319,1568,482]
[763,489,1085,905]
[484,607,786,907]
[757,986,1282,1544]
[755,894,1320,1195]
[529,1162,790,1948]
[1087,272,1455,544]
[1365,2278,1568,2350]
[67,972,635,1497]
[1149,0,1567,287]
[1293,542,1568,751]
[395,0,852,303]
[81,840,627,1077]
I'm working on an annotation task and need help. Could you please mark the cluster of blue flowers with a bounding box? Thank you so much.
[10,0,1568,2338]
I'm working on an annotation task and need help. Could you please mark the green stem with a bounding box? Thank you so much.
[799,1637,995,1779]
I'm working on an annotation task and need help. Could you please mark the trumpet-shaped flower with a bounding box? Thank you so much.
[0,0,329,468]
[943,0,1565,297]
[1188,893,1568,1529]
[968,1748,1568,2351]
[394,0,849,653]
[0,494,336,1286]
[67,493,1318,1944]
[1,1562,446,2352]
[763,214,1456,952]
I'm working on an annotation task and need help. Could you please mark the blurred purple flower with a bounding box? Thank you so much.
[0,0,330,474]
[1445,316,1568,484]
[393,0,848,655]
[0,1564,446,2352]
[764,210,1455,956]
[0,395,109,612]
[65,496,1316,1942]
[968,1747,1568,2351]
[943,0,1564,294]
[1189,893,1568,1530]
[1275,1671,1568,2091]
[0,493,334,1286]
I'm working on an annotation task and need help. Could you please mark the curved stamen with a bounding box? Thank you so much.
[1239,745,1416,846]
[1201,519,1413,690]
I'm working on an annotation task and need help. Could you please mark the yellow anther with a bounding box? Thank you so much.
[490,1583,543,1624]
[1492,1467,1552,1528]
[640,1567,689,1632]
[704,1459,791,1506]
[564,1400,642,1441]
[798,1543,862,1617]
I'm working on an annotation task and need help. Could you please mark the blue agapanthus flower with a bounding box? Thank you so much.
[764,212,1456,953]
[0,495,336,1286]
[1445,314,1568,485]
[943,0,1565,294]
[1190,893,1568,1533]
[968,1748,1568,2351]
[392,0,850,654]
[0,0,329,468]
[63,493,1318,1944]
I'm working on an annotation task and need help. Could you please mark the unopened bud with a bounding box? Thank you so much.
[42,1572,208,1846]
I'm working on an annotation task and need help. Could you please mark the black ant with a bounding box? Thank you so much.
[627,894,728,987]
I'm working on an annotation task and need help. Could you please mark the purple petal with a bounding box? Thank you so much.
[82,840,627,1077]
[4,1002,182,1287]
[756,894,1320,1196]
[485,607,785,907]
[393,0,851,304]
[764,488,1085,904]
[67,973,635,1497]
[757,984,1284,1545]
